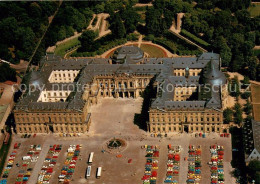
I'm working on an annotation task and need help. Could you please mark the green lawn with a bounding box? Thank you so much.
[54,37,80,57]
[140,44,166,58]
[248,4,260,17]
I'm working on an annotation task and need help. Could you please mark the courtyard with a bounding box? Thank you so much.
[2,98,235,184]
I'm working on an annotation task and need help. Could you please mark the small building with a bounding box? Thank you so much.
[112,45,144,64]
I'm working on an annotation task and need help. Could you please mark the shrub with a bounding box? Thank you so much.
[241,92,251,99]
[144,34,155,41]
[126,33,139,41]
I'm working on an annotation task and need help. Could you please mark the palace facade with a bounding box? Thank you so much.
[14,46,228,134]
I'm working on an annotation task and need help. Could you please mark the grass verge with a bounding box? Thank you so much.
[140,44,166,58]
[0,134,12,176]
[54,37,80,57]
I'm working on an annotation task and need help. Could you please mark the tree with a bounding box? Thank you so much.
[82,8,94,25]
[121,6,140,33]
[241,92,251,99]
[57,26,67,41]
[94,2,105,14]
[78,30,98,52]
[233,103,243,125]
[243,99,252,115]
[213,36,232,67]
[230,76,241,97]
[110,13,126,39]
[145,8,162,36]
[29,2,42,18]
[248,160,260,182]
[242,76,250,86]
[230,54,244,72]
[66,26,75,37]
[223,108,233,124]
[15,26,36,60]
[247,56,257,80]
[257,64,260,82]
[0,17,18,44]
[0,63,17,82]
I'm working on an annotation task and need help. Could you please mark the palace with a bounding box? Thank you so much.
[14,46,229,134]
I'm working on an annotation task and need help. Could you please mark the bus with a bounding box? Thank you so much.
[85,166,91,179]
[88,152,94,165]
[96,167,102,179]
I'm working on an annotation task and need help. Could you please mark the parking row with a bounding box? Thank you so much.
[209,145,224,184]
[58,145,81,184]
[164,145,181,184]
[187,145,202,184]
[142,145,160,184]
[37,144,63,184]
[15,144,42,184]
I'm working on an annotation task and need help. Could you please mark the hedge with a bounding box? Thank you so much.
[152,37,201,56]
[181,29,210,47]
[153,38,177,54]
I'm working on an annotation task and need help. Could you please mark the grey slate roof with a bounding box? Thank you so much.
[112,45,144,63]
[16,48,225,112]
[167,76,200,86]
[203,59,226,86]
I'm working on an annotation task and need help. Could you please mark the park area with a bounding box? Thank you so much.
[248,4,260,17]
[0,99,235,184]
[251,83,260,121]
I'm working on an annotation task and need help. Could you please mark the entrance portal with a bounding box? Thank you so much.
[130,92,134,98]
[184,125,189,133]
[48,125,54,133]
[119,92,123,98]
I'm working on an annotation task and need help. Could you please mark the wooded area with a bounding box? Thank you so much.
[0,0,259,82]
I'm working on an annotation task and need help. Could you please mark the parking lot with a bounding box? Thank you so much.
[1,98,235,184]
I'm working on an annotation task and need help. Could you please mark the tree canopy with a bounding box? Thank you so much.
[0,2,58,64]
[0,63,17,82]
[78,30,99,52]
